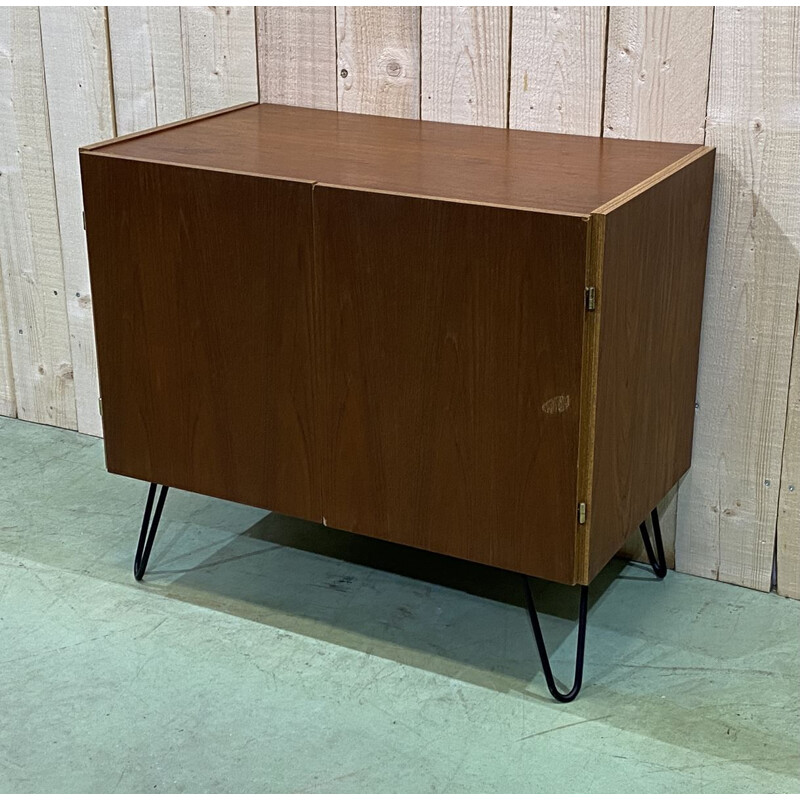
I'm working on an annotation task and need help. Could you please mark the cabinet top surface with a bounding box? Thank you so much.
[87,103,705,215]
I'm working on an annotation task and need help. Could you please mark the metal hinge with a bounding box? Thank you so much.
[98,396,103,416]
[578,502,587,524]
[82,210,86,230]
[585,287,596,311]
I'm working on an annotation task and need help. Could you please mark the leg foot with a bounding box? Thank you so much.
[639,507,667,579]
[134,483,169,581]
[522,578,588,702]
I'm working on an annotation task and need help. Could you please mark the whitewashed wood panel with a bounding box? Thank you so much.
[257,6,336,109]
[509,6,606,135]
[337,7,420,119]
[677,7,800,591]
[777,294,800,599]
[181,6,258,116]
[40,6,114,437]
[0,273,14,418]
[421,6,509,128]
[604,7,713,143]
[108,6,187,135]
[0,7,76,428]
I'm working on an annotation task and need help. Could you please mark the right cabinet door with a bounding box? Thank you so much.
[312,186,587,583]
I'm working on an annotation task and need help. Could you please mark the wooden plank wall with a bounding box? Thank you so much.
[1,6,798,597]
[676,7,800,595]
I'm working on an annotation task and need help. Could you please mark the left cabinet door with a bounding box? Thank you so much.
[81,156,322,521]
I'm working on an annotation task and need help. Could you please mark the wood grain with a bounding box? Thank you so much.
[1,6,75,427]
[257,6,336,109]
[777,290,800,599]
[108,6,187,135]
[92,103,698,216]
[0,270,13,418]
[676,7,800,591]
[81,155,321,520]
[39,6,114,437]
[0,8,20,420]
[337,7,420,119]
[583,150,715,583]
[421,7,509,128]
[314,186,587,583]
[604,7,714,144]
[180,6,258,115]
[509,6,606,135]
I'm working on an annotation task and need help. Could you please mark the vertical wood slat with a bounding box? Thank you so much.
[180,6,258,116]
[0,271,15,418]
[604,7,714,144]
[509,6,606,135]
[108,6,186,135]
[108,7,258,133]
[604,7,714,567]
[0,7,76,428]
[39,6,114,437]
[257,6,336,110]
[777,291,800,599]
[677,6,800,591]
[421,7,509,128]
[337,7,420,119]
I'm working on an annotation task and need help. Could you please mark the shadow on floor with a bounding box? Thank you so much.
[141,506,654,691]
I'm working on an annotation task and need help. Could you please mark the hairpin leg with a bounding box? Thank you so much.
[522,578,588,703]
[134,483,169,581]
[639,507,667,579]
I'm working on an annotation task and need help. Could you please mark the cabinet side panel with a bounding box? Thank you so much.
[314,188,586,583]
[586,151,715,581]
[80,156,321,520]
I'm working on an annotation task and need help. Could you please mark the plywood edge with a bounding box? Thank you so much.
[79,101,257,153]
[574,212,606,585]
[592,145,714,215]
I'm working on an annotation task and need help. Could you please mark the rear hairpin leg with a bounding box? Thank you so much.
[134,483,169,581]
[639,507,667,579]
[522,578,589,703]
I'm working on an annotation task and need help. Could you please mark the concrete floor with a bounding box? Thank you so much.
[0,416,798,793]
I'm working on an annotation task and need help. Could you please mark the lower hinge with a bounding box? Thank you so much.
[578,502,587,524]
[585,287,596,311]
[98,396,103,416]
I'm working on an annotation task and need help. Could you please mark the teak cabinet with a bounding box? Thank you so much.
[80,102,715,588]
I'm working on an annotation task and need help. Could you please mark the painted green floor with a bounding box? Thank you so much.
[0,416,797,793]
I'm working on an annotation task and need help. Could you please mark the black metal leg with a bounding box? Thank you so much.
[134,483,169,581]
[522,578,588,703]
[639,507,667,579]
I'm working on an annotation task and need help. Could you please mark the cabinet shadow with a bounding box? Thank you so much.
[147,506,631,693]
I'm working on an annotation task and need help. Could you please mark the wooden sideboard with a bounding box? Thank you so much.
[81,101,714,589]
[81,102,715,700]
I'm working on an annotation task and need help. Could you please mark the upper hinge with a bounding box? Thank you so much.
[578,502,587,525]
[585,287,596,311]
[98,396,103,416]
[82,210,86,230]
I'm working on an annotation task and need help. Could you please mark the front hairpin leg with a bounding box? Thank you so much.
[134,483,169,581]
[522,578,589,702]
[639,507,667,579]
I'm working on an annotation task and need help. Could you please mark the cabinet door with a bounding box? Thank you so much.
[81,156,321,520]
[313,187,587,582]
